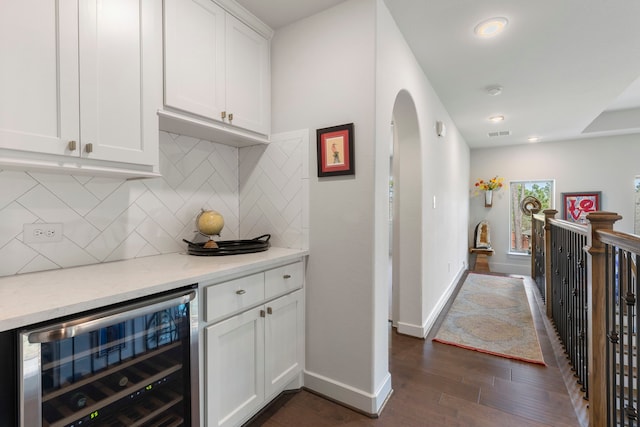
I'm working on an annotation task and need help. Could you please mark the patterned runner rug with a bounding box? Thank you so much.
[433,272,545,365]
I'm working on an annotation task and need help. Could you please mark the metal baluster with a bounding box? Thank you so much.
[580,233,588,398]
[627,250,638,426]
[634,252,640,427]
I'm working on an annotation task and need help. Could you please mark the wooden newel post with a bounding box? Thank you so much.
[542,209,557,318]
[585,211,622,427]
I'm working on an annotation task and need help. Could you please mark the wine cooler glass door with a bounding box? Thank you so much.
[20,287,199,427]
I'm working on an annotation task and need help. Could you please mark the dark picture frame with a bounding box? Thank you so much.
[316,123,354,177]
[562,191,601,223]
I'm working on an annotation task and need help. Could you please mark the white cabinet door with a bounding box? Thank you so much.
[79,0,161,166]
[225,13,270,135]
[264,290,304,398]
[164,0,226,120]
[0,0,79,156]
[206,307,265,427]
[0,0,160,170]
[163,1,270,136]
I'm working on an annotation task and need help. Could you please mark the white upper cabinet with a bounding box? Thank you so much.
[164,0,227,119]
[0,1,80,156]
[78,0,161,166]
[225,13,270,135]
[163,0,272,142]
[0,0,161,177]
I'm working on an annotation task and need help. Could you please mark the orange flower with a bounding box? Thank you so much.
[473,176,504,192]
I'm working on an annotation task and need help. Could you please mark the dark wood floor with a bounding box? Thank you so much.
[246,274,587,427]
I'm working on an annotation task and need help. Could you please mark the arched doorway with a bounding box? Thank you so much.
[390,90,423,336]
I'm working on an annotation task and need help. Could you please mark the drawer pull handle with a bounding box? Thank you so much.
[236,289,246,295]
[283,274,291,279]
[260,310,265,318]
[267,307,273,315]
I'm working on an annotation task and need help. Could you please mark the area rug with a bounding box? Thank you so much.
[433,272,545,365]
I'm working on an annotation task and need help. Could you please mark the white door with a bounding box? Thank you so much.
[164,0,226,121]
[225,13,270,135]
[264,291,304,398]
[0,0,79,156]
[206,307,265,427]
[79,0,160,166]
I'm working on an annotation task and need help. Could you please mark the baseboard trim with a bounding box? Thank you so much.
[397,267,465,338]
[303,370,392,416]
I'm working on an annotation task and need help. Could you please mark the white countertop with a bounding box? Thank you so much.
[0,247,307,332]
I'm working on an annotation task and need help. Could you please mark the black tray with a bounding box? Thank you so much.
[183,234,271,256]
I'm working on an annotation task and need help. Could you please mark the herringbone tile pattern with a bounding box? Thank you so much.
[239,130,309,250]
[0,130,308,277]
[0,131,244,276]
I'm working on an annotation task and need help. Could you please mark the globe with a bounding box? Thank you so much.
[196,210,224,236]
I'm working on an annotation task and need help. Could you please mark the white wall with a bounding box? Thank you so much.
[271,0,381,413]
[271,0,471,414]
[376,0,471,339]
[470,133,640,274]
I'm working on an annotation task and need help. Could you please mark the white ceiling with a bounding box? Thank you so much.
[237,0,640,148]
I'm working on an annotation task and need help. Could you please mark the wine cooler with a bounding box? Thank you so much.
[19,287,199,427]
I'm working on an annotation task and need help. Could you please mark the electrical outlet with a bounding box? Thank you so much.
[23,223,63,244]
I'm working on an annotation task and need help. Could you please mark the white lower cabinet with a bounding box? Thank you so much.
[264,291,304,398]
[203,262,304,427]
[206,306,265,427]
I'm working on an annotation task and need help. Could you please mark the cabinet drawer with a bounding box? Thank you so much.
[265,262,303,299]
[205,273,265,323]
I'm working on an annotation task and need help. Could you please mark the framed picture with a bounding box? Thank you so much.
[316,123,354,177]
[562,191,601,223]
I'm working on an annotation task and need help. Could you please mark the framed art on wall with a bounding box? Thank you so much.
[316,123,354,177]
[562,191,601,223]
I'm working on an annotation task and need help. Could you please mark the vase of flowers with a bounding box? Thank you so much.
[474,176,504,207]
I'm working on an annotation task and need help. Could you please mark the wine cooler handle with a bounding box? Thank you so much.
[27,289,196,344]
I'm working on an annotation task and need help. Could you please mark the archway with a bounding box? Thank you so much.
[389,90,423,335]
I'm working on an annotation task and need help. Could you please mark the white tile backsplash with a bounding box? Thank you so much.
[0,170,37,210]
[0,239,37,276]
[0,130,308,277]
[0,202,38,247]
[239,130,309,251]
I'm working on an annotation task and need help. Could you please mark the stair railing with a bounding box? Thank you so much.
[532,210,640,427]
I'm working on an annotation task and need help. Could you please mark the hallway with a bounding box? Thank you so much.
[246,275,587,426]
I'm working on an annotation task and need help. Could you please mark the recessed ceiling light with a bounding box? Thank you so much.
[489,115,504,123]
[486,85,503,96]
[528,136,540,143]
[474,17,508,38]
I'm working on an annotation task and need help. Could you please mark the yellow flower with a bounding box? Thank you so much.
[473,176,504,192]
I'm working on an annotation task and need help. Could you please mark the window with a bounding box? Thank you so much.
[509,180,554,254]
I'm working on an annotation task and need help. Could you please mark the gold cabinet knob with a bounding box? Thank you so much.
[68,140,77,151]
[228,113,233,123]
[221,111,226,120]
[85,143,93,153]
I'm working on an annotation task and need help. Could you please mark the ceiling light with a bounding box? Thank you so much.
[474,17,508,38]
[486,85,503,96]
[489,115,504,123]
[528,136,540,143]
